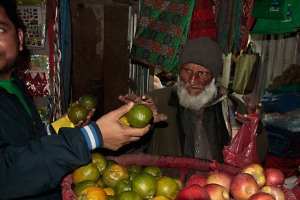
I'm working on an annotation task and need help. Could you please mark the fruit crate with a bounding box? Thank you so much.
[61,153,298,200]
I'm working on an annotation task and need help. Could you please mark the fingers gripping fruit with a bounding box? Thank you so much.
[67,94,97,124]
[120,104,153,128]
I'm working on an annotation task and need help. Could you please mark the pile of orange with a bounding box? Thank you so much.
[71,152,182,200]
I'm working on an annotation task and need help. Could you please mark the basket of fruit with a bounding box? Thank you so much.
[62,153,298,200]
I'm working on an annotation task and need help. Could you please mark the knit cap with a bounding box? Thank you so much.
[179,36,223,79]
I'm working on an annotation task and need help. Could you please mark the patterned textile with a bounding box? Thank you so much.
[188,0,217,41]
[239,0,255,51]
[130,0,195,73]
[217,0,255,54]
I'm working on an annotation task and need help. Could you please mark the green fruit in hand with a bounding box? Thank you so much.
[67,105,88,124]
[79,94,98,110]
[125,104,153,128]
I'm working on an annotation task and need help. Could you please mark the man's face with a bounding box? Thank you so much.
[0,6,23,79]
[179,63,213,96]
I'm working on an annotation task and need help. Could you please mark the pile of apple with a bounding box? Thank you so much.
[177,163,286,200]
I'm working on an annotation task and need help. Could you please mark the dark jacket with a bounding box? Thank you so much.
[145,86,268,163]
[0,75,91,199]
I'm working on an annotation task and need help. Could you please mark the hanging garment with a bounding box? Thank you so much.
[232,43,260,94]
[188,0,217,41]
[217,0,255,54]
[130,0,195,73]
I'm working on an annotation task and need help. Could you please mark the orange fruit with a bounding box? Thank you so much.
[108,195,117,200]
[125,104,153,128]
[72,163,101,185]
[156,176,179,200]
[91,152,107,174]
[102,164,129,188]
[77,185,108,200]
[129,172,139,180]
[173,178,183,189]
[119,116,130,127]
[67,104,88,124]
[103,187,115,196]
[79,94,98,110]
[73,180,98,197]
[131,172,157,199]
[97,178,105,188]
[116,191,142,200]
[115,179,132,195]
[143,165,163,180]
[151,194,170,200]
[126,164,143,174]
[107,159,118,167]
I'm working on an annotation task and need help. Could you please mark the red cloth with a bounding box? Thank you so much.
[188,0,217,41]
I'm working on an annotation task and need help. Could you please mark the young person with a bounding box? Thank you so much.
[0,1,150,199]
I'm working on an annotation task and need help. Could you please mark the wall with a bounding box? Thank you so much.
[70,0,130,118]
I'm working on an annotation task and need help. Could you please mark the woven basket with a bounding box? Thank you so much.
[61,153,297,200]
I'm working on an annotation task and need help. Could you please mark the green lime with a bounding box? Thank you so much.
[79,94,98,110]
[143,165,163,180]
[67,105,88,124]
[125,104,153,128]
[126,164,143,174]
[116,191,142,200]
[115,179,132,195]
[131,172,157,199]
[91,152,107,174]
[73,180,98,197]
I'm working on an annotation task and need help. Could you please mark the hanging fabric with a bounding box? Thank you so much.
[49,0,63,122]
[130,0,195,73]
[61,0,72,113]
[188,0,217,41]
[232,42,260,94]
[217,0,255,55]
[251,0,300,34]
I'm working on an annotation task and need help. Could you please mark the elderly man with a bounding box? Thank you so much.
[120,36,268,163]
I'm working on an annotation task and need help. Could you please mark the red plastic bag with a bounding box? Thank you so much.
[222,114,260,168]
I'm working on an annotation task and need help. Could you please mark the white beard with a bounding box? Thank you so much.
[176,78,218,110]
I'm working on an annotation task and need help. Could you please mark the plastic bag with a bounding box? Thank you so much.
[222,114,260,168]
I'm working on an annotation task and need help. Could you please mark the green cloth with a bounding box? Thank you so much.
[0,78,32,117]
[130,0,195,73]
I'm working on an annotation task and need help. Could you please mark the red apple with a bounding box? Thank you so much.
[177,184,211,200]
[230,173,260,200]
[261,185,285,200]
[185,174,207,187]
[206,172,232,191]
[248,191,276,200]
[204,183,230,200]
[264,168,285,187]
[241,163,266,188]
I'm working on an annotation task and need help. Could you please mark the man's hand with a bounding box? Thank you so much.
[235,96,262,124]
[96,102,151,151]
[119,93,167,123]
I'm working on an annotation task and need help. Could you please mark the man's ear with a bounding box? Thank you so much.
[17,28,24,51]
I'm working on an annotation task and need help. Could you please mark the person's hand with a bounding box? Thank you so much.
[235,96,262,124]
[96,102,151,151]
[118,93,167,123]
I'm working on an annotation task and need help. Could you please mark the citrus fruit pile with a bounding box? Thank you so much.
[71,152,182,200]
[120,104,153,128]
[67,94,97,124]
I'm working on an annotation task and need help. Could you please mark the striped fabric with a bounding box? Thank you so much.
[81,122,102,150]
